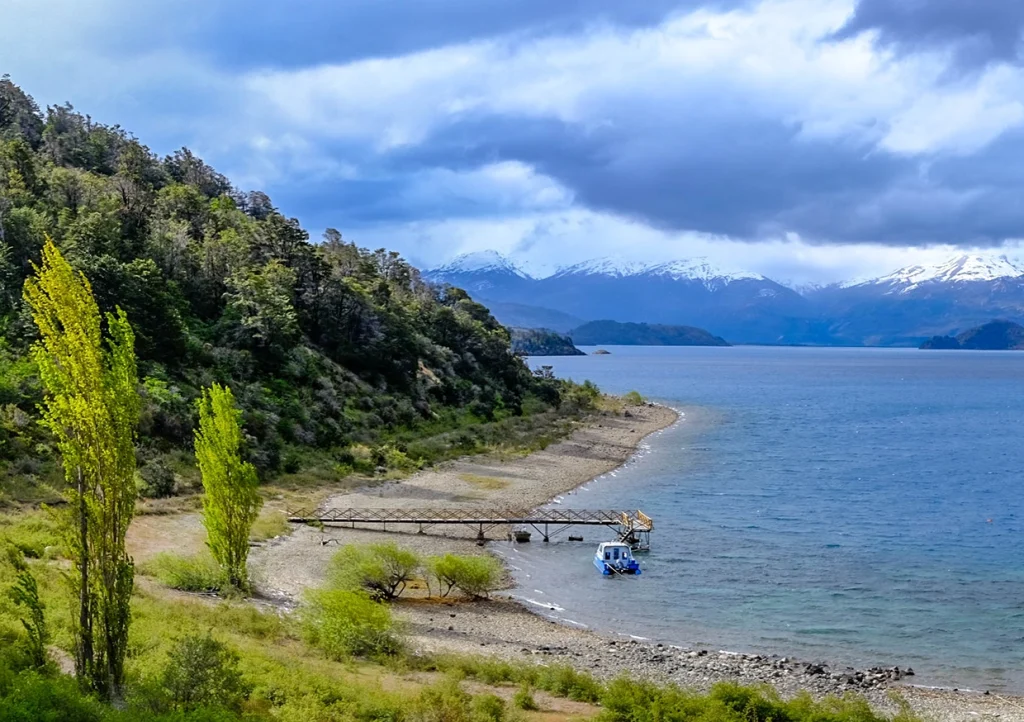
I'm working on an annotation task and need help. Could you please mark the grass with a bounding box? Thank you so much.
[0,510,924,722]
[458,474,510,490]
[140,552,227,593]
[249,509,290,542]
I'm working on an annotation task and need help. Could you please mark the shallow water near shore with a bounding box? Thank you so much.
[504,346,1024,693]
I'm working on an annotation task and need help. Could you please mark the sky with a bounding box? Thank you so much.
[4,0,1024,283]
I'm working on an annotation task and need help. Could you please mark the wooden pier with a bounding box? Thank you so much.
[286,507,654,546]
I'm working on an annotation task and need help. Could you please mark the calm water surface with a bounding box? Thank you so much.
[500,346,1024,692]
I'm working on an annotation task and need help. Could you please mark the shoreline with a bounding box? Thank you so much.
[251,401,1024,722]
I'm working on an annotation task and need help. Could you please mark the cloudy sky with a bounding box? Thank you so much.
[5,0,1024,282]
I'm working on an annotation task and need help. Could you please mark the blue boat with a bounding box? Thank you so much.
[593,541,641,575]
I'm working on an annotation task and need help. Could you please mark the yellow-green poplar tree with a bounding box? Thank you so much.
[195,383,262,590]
[23,239,140,700]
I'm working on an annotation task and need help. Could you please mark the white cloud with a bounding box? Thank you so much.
[243,0,1024,158]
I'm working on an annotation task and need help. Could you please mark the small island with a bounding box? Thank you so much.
[570,320,730,346]
[510,327,586,356]
[920,319,1024,350]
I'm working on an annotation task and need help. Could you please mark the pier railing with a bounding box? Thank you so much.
[286,507,653,544]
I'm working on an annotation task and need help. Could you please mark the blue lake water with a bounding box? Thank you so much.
[499,346,1024,692]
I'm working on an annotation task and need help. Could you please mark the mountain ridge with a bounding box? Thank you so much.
[425,251,1024,346]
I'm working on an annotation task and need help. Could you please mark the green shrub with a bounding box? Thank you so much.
[327,542,421,600]
[415,678,472,722]
[136,462,177,499]
[142,553,227,593]
[623,391,644,406]
[512,683,538,711]
[159,633,250,712]
[470,693,507,722]
[0,514,59,560]
[536,664,602,703]
[302,589,401,660]
[426,554,502,599]
[597,679,922,722]
[5,546,49,670]
[0,668,108,722]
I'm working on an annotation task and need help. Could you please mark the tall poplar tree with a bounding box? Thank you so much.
[23,239,140,699]
[195,383,262,591]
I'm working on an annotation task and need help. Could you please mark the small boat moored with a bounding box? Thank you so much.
[593,541,641,575]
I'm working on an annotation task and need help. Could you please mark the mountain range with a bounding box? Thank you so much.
[425,251,1024,346]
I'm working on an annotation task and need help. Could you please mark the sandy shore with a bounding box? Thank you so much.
[251,403,1024,722]
[251,402,678,597]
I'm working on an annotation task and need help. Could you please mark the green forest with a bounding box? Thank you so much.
[0,76,590,503]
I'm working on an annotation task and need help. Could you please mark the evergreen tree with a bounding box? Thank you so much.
[195,383,262,591]
[23,238,140,699]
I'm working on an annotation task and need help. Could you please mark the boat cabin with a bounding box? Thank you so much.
[593,541,642,575]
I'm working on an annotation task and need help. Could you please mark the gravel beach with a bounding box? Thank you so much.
[251,403,1024,721]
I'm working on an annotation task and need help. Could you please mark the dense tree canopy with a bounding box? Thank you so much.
[0,76,561,491]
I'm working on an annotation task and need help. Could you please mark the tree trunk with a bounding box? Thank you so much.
[76,465,93,690]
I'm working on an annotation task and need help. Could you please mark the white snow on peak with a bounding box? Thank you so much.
[432,250,528,278]
[855,254,1024,291]
[552,257,650,278]
[552,256,762,285]
[645,258,763,284]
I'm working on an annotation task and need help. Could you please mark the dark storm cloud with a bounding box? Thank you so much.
[834,0,1024,69]
[114,0,750,71]
[343,98,1024,248]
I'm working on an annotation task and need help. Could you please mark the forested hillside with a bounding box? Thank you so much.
[0,77,580,499]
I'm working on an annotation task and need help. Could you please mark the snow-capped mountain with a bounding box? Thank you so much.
[426,253,813,344]
[851,255,1024,293]
[431,250,530,279]
[426,250,1024,346]
[551,257,649,279]
[424,251,535,301]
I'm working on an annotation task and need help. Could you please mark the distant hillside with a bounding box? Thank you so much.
[482,301,584,333]
[570,320,730,346]
[921,320,1024,350]
[510,328,585,356]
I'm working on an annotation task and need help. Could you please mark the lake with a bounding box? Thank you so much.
[500,346,1024,693]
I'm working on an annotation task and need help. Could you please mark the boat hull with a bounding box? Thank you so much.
[593,556,642,575]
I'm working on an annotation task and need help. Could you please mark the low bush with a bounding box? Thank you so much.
[427,554,502,599]
[414,678,472,722]
[512,683,538,711]
[158,633,250,712]
[136,462,177,499]
[623,390,644,406]
[470,693,508,722]
[535,664,602,703]
[302,589,401,660]
[142,552,227,593]
[598,679,921,722]
[327,542,421,600]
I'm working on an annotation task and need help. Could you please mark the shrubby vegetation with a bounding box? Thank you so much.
[0,509,922,721]
[301,588,402,660]
[327,542,421,601]
[141,552,227,594]
[427,553,503,599]
[0,76,595,503]
[324,543,503,601]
